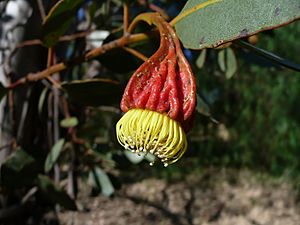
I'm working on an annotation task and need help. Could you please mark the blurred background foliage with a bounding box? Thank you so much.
[0,0,299,224]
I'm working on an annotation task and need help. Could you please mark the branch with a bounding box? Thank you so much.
[236,40,300,72]
[123,1,129,34]
[7,32,152,89]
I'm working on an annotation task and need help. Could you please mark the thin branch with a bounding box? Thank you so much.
[47,76,61,89]
[47,47,54,67]
[36,0,46,20]
[0,141,13,151]
[123,1,129,35]
[149,3,169,20]
[236,40,300,72]
[4,30,92,76]
[122,46,148,61]
[16,88,32,141]
[7,32,152,89]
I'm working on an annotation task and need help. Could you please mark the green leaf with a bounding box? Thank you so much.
[196,49,207,69]
[218,49,226,72]
[62,78,122,106]
[196,94,211,117]
[89,167,114,197]
[0,148,38,188]
[225,47,237,79]
[0,82,7,102]
[38,87,48,115]
[175,0,300,49]
[36,175,77,210]
[44,139,65,173]
[41,0,84,47]
[60,117,79,128]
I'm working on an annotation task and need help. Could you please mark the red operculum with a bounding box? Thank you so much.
[120,18,196,132]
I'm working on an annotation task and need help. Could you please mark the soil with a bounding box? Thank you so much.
[58,168,300,225]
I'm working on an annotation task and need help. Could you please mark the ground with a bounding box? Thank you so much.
[58,168,300,225]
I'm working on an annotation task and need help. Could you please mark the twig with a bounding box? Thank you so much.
[53,87,60,185]
[21,187,38,204]
[0,141,13,151]
[47,76,61,89]
[122,46,148,61]
[236,40,300,72]
[7,32,152,89]
[149,3,169,20]
[123,1,129,35]
[47,47,54,68]
[5,30,92,76]
[47,92,54,150]
[36,0,46,20]
[67,148,75,199]
[16,88,32,141]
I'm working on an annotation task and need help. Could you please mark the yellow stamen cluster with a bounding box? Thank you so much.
[116,109,187,167]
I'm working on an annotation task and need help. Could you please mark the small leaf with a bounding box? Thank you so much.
[0,148,38,188]
[175,0,300,49]
[38,88,48,115]
[62,78,122,106]
[44,139,65,172]
[225,47,237,79]
[196,49,207,68]
[41,0,84,47]
[0,82,7,102]
[218,49,226,72]
[60,117,78,128]
[196,94,211,117]
[124,150,144,164]
[89,167,114,197]
[37,175,77,210]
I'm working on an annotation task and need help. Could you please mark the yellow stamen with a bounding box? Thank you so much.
[116,109,188,166]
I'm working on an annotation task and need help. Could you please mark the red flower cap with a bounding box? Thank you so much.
[120,14,196,132]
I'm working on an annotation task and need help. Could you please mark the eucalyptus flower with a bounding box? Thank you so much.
[116,14,196,166]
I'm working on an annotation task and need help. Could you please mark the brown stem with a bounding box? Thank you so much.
[7,32,152,89]
[149,3,169,20]
[36,0,46,20]
[5,30,92,76]
[122,47,148,61]
[47,47,54,67]
[123,1,129,35]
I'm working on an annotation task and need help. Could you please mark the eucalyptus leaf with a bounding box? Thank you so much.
[175,0,300,49]
[38,88,48,115]
[196,94,211,117]
[89,167,115,197]
[41,0,84,47]
[44,139,65,172]
[225,48,237,79]
[60,117,79,128]
[196,49,207,69]
[218,49,226,72]
[0,148,38,188]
